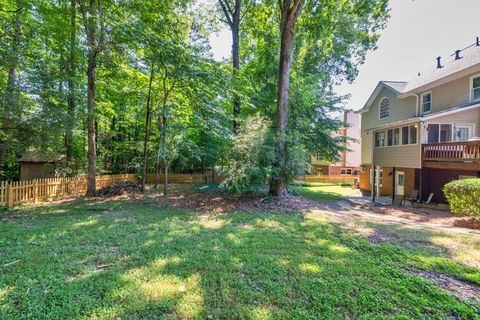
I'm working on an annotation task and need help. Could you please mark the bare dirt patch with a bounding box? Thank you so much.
[416,270,480,304]
[351,201,480,231]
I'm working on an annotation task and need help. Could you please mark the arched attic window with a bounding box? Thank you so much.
[379,97,390,119]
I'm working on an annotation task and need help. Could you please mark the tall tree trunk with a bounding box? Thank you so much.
[81,0,103,197]
[269,0,303,197]
[232,22,240,134]
[163,156,168,197]
[1,10,21,175]
[219,0,242,134]
[161,114,168,196]
[86,49,96,196]
[141,66,155,192]
[66,0,76,161]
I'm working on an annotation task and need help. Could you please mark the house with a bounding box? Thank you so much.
[18,151,66,180]
[310,111,361,176]
[358,38,480,204]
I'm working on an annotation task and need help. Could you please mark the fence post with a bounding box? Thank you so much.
[6,182,13,208]
[33,179,38,204]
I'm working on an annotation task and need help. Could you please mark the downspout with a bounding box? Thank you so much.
[414,94,420,117]
[370,129,375,203]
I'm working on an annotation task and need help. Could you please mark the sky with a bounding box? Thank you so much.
[209,0,480,110]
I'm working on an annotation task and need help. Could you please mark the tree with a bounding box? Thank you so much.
[141,65,155,192]
[78,0,104,196]
[218,0,242,134]
[269,0,304,197]
[65,0,77,161]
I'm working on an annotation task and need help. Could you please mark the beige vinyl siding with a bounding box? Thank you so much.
[360,128,372,165]
[423,107,480,140]
[361,87,417,130]
[360,86,417,166]
[419,73,477,115]
[372,122,421,168]
[373,144,420,168]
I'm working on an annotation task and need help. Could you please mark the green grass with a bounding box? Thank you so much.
[0,200,479,319]
[291,183,360,201]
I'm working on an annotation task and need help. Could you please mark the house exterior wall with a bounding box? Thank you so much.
[360,128,373,165]
[19,163,57,180]
[422,108,480,142]
[347,113,362,167]
[359,165,417,198]
[372,123,421,168]
[422,168,479,203]
[313,111,361,175]
[361,87,417,130]
[419,72,477,116]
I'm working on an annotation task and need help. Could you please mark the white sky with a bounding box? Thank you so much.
[209,0,480,110]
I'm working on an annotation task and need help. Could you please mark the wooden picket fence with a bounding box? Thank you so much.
[144,173,226,184]
[0,173,229,208]
[298,175,357,185]
[0,174,136,208]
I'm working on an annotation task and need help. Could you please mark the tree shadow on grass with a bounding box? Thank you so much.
[0,201,479,319]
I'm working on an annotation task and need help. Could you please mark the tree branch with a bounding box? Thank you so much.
[218,0,233,26]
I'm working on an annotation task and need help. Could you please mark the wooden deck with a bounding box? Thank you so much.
[422,141,480,170]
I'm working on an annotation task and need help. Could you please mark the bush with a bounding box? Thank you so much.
[443,178,480,218]
[221,114,276,194]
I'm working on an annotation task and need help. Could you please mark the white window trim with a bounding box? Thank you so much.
[455,123,476,141]
[426,123,454,143]
[421,91,432,114]
[374,124,418,148]
[378,97,390,120]
[408,124,419,145]
[469,74,480,102]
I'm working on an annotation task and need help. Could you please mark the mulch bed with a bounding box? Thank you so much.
[95,181,143,197]
[136,184,325,214]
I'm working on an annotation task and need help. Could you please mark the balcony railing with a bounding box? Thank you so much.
[422,141,480,169]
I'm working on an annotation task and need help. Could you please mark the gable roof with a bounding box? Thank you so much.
[399,43,480,97]
[358,40,480,112]
[18,151,66,163]
[356,81,407,113]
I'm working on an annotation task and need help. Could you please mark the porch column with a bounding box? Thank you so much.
[375,166,381,198]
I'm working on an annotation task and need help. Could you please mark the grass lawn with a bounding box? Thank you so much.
[1,199,479,319]
[291,182,360,201]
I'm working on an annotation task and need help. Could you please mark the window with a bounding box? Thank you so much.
[421,92,432,113]
[409,125,417,144]
[471,75,480,102]
[341,168,352,175]
[456,125,474,141]
[440,124,452,142]
[393,128,400,145]
[427,124,452,143]
[379,98,390,119]
[375,131,386,147]
[387,129,393,146]
[402,126,409,145]
[428,124,439,143]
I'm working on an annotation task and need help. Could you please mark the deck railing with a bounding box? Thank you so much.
[422,141,480,163]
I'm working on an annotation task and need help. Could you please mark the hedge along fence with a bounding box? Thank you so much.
[443,178,480,219]
[0,174,136,208]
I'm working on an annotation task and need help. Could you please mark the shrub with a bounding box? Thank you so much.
[443,178,480,218]
[221,114,276,194]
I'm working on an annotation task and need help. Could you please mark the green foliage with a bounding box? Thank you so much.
[222,114,275,193]
[444,178,480,218]
[0,0,389,193]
